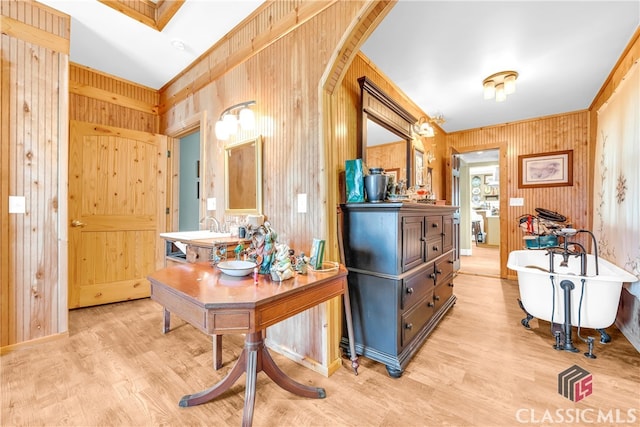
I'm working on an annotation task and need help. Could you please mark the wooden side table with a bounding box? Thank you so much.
[148,263,358,426]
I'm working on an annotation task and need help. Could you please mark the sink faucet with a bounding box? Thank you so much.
[204,216,220,232]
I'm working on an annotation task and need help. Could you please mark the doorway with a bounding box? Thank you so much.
[178,131,201,231]
[458,149,500,277]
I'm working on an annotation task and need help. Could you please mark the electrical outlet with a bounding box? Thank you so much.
[297,194,307,213]
[510,197,524,206]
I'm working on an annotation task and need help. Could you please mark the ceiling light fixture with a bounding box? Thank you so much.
[483,71,518,102]
[214,100,256,141]
[170,39,186,51]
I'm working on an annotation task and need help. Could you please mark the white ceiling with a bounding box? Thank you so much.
[39,0,639,134]
[38,0,264,89]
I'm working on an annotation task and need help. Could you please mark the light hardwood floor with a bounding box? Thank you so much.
[2,273,639,426]
[459,244,501,278]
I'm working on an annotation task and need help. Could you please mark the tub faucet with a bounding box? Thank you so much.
[548,228,598,276]
[563,242,587,276]
[546,228,582,273]
[577,229,600,275]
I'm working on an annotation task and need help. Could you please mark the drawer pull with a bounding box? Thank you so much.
[432,245,439,251]
[427,301,435,307]
[434,295,441,301]
[406,287,414,294]
[429,273,436,279]
[431,223,438,228]
[436,269,442,275]
[448,282,455,287]
[405,323,413,330]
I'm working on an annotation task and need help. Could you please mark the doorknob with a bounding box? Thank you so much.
[71,220,86,227]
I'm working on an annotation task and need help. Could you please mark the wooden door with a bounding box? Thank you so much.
[68,121,167,308]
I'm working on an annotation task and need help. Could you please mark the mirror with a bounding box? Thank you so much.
[225,136,262,214]
[365,116,410,183]
[358,76,416,186]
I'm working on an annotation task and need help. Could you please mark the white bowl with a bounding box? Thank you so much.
[217,260,257,277]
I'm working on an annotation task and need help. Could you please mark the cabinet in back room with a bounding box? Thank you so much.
[339,202,457,377]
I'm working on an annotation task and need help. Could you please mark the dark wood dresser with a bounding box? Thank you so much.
[339,202,457,377]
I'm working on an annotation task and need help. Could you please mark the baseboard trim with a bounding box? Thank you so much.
[0,332,69,355]
[265,338,342,378]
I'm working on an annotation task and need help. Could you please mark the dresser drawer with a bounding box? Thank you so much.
[434,276,454,312]
[425,215,443,238]
[433,251,454,284]
[401,293,435,346]
[401,265,431,309]
[425,236,443,262]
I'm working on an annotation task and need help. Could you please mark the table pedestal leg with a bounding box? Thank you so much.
[162,308,170,333]
[260,339,326,398]
[179,332,325,426]
[212,334,223,370]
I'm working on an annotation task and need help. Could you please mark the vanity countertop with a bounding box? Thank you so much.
[160,231,248,248]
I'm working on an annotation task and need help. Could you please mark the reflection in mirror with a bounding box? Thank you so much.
[365,117,409,183]
[225,136,262,214]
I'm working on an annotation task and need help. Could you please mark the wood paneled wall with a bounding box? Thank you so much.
[159,1,383,267]
[159,0,371,376]
[1,0,70,348]
[69,63,159,133]
[447,111,590,278]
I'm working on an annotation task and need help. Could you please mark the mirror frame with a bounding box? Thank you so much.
[358,76,417,186]
[224,136,263,214]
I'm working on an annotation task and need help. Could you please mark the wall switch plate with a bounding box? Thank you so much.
[510,197,524,206]
[297,193,307,213]
[207,197,216,211]
[9,196,26,213]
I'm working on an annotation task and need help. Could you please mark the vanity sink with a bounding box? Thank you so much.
[160,230,232,241]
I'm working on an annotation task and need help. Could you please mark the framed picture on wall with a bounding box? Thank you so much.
[426,167,433,193]
[414,148,424,186]
[384,168,399,184]
[518,150,573,188]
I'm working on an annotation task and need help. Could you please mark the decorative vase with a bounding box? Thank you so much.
[364,168,388,203]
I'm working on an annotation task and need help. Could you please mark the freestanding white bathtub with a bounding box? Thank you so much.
[507,250,637,334]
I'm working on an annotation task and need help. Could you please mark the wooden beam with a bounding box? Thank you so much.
[69,81,159,115]
[0,16,69,54]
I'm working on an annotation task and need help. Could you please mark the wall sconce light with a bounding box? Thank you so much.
[413,113,446,138]
[413,117,434,137]
[483,71,518,102]
[214,100,256,140]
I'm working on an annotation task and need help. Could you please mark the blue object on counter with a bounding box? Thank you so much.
[524,235,558,249]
